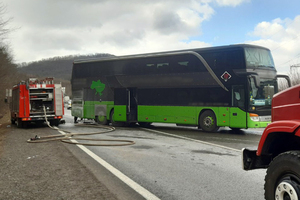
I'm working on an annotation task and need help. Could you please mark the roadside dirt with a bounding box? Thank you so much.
[0,111,10,157]
[0,114,118,200]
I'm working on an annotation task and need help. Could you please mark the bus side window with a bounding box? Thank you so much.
[232,86,245,109]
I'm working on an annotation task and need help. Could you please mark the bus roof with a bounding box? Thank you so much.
[73,44,270,64]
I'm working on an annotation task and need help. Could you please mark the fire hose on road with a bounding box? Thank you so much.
[27,106,135,146]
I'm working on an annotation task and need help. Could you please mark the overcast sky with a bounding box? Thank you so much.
[2,0,300,73]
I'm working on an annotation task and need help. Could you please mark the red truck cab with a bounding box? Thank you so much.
[243,84,300,200]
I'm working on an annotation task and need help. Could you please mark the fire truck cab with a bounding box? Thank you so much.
[243,84,300,200]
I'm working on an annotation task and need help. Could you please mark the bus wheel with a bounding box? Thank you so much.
[199,110,219,132]
[265,151,300,200]
[95,115,108,125]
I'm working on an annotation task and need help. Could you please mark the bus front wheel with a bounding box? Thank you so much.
[199,110,219,132]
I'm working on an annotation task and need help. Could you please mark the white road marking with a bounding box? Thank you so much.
[59,130,160,200]
[141,127,241,152]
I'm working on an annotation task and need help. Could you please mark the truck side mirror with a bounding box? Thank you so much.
[276,74,291,87]
[5,89,12,103]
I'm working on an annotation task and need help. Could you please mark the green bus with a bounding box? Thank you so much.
[71,44,289,132]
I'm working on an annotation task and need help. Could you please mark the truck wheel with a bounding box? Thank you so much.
[265,151,300,200]
[199,110,219,132]
[50,119,60,127]
[16,118,23,128]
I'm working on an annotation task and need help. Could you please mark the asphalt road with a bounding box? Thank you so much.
[0,109,267,200]
[61,109,266,200]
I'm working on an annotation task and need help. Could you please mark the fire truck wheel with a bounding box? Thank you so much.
[50,119,60,127]
[16,119,23,128]
[199,110,219,132]
[265,151,300,200]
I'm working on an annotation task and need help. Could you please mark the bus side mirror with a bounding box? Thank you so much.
[234,71,260,88]
[251,75,260,88]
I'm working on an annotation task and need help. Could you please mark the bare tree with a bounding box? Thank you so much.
[0,3,12,39]
[0,3,26,123]
[289,64,300,86]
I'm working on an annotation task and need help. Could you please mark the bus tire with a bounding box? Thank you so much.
[199,110,219,132]
[265,151,300,200]
[95,115,108,125]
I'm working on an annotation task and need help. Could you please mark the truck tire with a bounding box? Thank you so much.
[199,110,219,132]
[16,118,23,128]
[50,119,60,127]
[265,151,300,200]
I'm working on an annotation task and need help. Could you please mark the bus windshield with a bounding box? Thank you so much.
[245,47,275,68]
[249,78,277,108]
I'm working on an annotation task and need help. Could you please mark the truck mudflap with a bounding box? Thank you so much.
[242,148,272,170]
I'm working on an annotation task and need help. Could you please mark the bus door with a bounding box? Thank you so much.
[229,85,247,128]
[127,88,137,122]
[114,88,137,123]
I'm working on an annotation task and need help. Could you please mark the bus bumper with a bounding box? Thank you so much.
[247,114,271,128]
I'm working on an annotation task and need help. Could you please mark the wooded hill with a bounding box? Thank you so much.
[17,53,114,97]
[18,53,114,81]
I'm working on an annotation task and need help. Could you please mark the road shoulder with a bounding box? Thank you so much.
[0,124,118,200]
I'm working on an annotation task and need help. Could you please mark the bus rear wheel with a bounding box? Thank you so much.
[95,115,108,125]
[199,110,219,132]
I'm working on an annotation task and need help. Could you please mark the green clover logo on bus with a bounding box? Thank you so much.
[91,80,106,96]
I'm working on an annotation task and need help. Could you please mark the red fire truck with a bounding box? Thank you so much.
[9,78,64,128]
[243,84,300,200]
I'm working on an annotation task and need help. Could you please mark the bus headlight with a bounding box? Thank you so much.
[249,113,259,122]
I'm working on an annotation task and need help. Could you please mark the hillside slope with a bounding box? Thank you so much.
[18,53,114,81]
